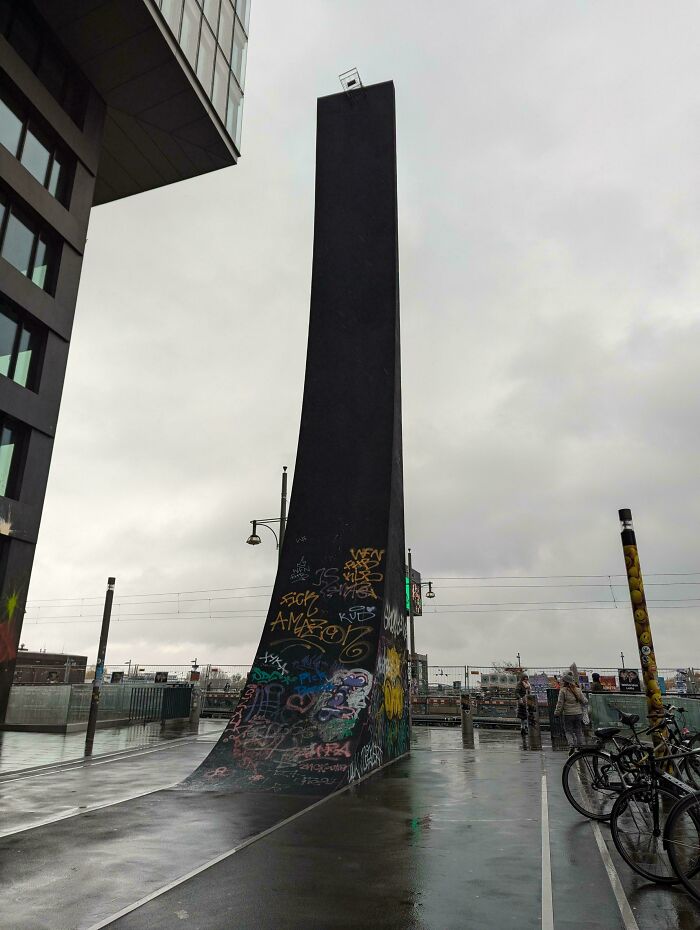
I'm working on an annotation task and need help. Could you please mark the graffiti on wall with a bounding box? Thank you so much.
[186,543,408,794]
[0,588,21,666]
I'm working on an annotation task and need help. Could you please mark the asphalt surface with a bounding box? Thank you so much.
[1,726,698,929]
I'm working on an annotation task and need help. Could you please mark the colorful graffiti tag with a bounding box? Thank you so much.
[186,544,408,793]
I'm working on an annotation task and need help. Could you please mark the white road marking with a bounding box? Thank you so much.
[86,752,409,930]
[541,771,554,930]
[0,781,179,838]
[591,821,640,930]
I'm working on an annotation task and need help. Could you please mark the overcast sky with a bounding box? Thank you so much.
[22,1,700,675]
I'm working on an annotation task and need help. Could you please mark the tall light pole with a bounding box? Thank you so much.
[246,467,288,563]
[85,577,115,757]
[406,550,435,687]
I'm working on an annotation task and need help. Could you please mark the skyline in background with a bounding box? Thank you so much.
[23,0,700,669]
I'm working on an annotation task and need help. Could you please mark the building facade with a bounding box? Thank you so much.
[0,0,249,721]
[13,648,87,684]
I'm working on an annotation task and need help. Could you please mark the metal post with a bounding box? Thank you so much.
[85,577,116,756]
[279,466,288,558]
[618,510,664,734]
[620,651,625,668]
[408,548,415,684]
[461,693,474,747]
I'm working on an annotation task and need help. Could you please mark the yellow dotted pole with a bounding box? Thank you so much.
[618,509,664,739]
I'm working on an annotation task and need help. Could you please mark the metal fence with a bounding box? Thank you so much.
[99,662,700,694]
[423,665,700,695]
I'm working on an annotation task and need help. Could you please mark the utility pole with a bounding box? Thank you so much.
[516,652,521,669]
[85,577,116,756]
[620,651,625,669]
[407,548,415,684]
[618,510,664,732]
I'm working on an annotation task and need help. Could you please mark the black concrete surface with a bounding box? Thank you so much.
[190,81,407,796]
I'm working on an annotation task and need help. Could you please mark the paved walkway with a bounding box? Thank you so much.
[0,719,226,775]
[0,727,697,929]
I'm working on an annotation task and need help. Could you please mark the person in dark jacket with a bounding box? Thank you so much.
[516,673,531,734]
[590,672,604,693]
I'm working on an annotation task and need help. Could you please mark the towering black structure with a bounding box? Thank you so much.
[187,81,407,793]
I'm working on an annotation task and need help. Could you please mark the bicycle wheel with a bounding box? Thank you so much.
[611,783,685,884]
[680,750,700,790]
[665,792,700,902]
[562,748,625,821]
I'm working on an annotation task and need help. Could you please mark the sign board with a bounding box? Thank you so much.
[657,676,666,695]
[618,668,642,693]
[154,671,168,683]
[110,671,124,683]
[529,673,550,704]
[189,670,200,682]
[405,566,422,616]
[599,675,617,691]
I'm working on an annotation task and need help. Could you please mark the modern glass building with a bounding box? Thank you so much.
[0,0,249,721]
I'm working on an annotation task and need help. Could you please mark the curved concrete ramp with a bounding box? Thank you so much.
[183,81,407,794]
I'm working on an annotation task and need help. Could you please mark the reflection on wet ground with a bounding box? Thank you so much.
[0,718,226,774]
[0,723,697,929]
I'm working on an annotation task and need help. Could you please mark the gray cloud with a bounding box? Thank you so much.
[25,1,700,675]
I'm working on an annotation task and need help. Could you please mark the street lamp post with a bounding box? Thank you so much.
[246,467,288,563]
[406,548,436,688]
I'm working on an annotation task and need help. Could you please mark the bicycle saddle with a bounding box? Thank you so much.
[618,712,639,726]
[594,726,621,740]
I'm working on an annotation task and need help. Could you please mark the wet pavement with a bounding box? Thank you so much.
[0,726,697,929]
[0,719,225,775]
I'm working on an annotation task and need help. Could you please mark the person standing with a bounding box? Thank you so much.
[516,673,531,735]
[590,673,604,693]
[554,672,588,749]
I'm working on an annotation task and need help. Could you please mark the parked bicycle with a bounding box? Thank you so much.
[609,732,700,884]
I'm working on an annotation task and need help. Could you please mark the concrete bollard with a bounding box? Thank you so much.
[461,695,475,748]
[188,685,202,733]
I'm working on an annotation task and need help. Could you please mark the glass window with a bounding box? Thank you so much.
[2,212,34,277]
[226,77,243,147]
[231,19,247,85]
[196,22,216,94]
[14,326,37,388]
[218,0,234,58]
[0,311,17,378]
[203,0,220,30]
[160,0,184,36]
[235,0,250,33]
[212,50,229,119]
[20,125,51,186]
[47,154,64,199]
[179,0,201,68]
[31,236,48,289]
[0,424,16,497]
[0,96,23,156]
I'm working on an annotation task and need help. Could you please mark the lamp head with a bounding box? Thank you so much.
[246,520,261,546]
[425,581,436,599]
